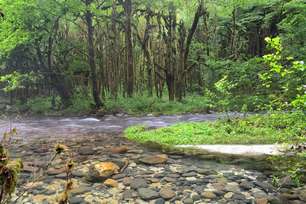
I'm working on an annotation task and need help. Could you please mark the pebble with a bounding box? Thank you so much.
[137,188,159,200]
[159,188,176,200]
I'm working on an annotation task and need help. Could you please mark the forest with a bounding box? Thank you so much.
[0,0,305,115]
[0,0,306,204]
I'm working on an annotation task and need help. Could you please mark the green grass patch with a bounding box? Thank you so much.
[125,111,306,145]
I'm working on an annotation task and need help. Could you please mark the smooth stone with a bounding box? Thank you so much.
[192,193,201,201]
[112,174,126,180]
[139,154,168,165]
[55,173,67,179]
[225,183,240,192]
[122,189,136,200]
[183,198,194,204]
[69,197,85,204]
[130,178,148,189]
[47,167,65,176]
[159,188,176,200]
[154,198,165,204]
[123,177,133,186]
[110,146,128,154]
[70,186,91,196]
[224,192,234,199]
[44,189,56,195]
[202,191,217,199]
[182,172,197,177]
[104,179,119,188]
[88,162,120,182]
[232,193,246,200]
[255,181,275,193]
[79,147,95,155]
[239,181,254,190]
[256,198,268,204]
[137,188,159,201]
[164,177,176,182]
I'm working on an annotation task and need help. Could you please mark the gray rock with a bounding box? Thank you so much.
[232,193,246,200]
[79,147,95,155]
[183,198,194,204]
[159,188,176,200]
[122,189,136,200]
[138,188,160,201]
[239,181,253,190]
[69,197,85,204]
[182,172,197,177]
[202,191,217,199]
[192,193,201,201]
[130,178,148,189]
[154,198,165,204]
[255,181,275,193]
[70,186,91,196]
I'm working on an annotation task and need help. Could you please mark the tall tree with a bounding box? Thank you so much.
[84,0,104,108]
[119,0,134,97]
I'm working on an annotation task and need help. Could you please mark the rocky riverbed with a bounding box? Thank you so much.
[5,133,304,204]
[1,115,305,204]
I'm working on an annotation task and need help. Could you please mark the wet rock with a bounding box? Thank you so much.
[232,193,246,200]
[154,198,165,204]
[182,172,197,177]
[255,181,275,193]
[137,188,159,200]
[112,173,126,180]
[159,187,176,200]
[224,192,234,199]
[239,180,253,190]
[202,191,217,199]
[139,154,168,165]
[47,167,65,176]
[130,178,148,189]
[104,179,119,188]
[79,147,95,155]
[256,198,268,204]
[22,162,39,173]
[70,186,92,196]
[122,177,132,186]
[110,146,128,154]
[163,177,176,183]
[69,197,85,204]
[88,162,120,182]
[225,182,240,193]
[122,189,136,200]
[183,198,194,204]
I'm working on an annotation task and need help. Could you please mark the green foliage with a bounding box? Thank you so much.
[125,111,306,145]
[261,36,306,110]
[24,97,58,115]
[105,95,213,115]
[269,151,306,187]
[64,90,92,114]
[0,71,41,92]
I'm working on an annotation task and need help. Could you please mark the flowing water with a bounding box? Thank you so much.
[0,113,235,140]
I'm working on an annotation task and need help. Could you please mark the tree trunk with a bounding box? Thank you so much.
[124,0,134,97]
[85,0,104,109]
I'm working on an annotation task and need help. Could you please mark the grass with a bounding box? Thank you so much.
[125,111,306,145]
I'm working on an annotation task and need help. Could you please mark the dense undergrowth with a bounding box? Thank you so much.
[125,111,306,145]
[11,93,273,116]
